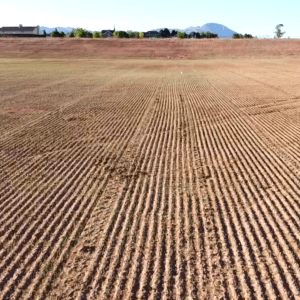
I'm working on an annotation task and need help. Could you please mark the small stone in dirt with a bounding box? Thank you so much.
[70,240,77,247]
[81,245,96,254]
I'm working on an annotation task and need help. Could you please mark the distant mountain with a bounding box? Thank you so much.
[40,26,75,34]
[151,23,237,38]
[184,23,237,37]
[41,23,237,37]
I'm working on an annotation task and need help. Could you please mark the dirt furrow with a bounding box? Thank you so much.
[0,82,151,262]
[195,75,300,298]
[0,68,140,182]
[0,74,151,231]
[21,82,159,299]
[183,80,250,299]
[0,78,158,299]
[109,97,167,299]
[0,81,146,227]
[176,82,197,299]
[76,80,168,299]
[93,85,169,300]
[2,58,300,299]
[0,65,138,143]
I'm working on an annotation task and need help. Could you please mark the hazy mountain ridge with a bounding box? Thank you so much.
[40,23,237,38]
[152,23,237,38]
[40,26,75,33]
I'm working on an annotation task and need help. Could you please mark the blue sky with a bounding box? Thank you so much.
[1,0,298,37]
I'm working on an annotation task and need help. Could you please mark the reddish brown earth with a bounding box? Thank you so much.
[1,48,300,299]
[1,37,300,59]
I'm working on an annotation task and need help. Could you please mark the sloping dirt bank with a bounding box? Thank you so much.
[1,37,300,59]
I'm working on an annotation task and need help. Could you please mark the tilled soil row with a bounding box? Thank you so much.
[2,58,300,299]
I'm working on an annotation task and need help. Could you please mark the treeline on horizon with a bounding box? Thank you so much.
[50,28,254,39]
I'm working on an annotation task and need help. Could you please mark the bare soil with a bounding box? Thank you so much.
[1,37,300,59]
[1,54,300,299]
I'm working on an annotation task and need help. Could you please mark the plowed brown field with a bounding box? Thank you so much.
[2,52,300,300]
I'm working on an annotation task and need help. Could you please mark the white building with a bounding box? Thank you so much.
[0,25,44,36]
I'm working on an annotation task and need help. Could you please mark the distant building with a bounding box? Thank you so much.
[0,25,45,37]
[101,30,115,38]
[101,24,115,38]
[144,31,162,38]
[188,32,197,39]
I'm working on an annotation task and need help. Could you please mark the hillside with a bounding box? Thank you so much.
[1,38,300,60]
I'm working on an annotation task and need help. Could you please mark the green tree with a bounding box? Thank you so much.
[127,31,139,38]
[74,28,93,38]
[171,30,178,37]
[51,29,65,37]
[274,24,285,38]
[69,30,75,37]
[51,28,61,37]
[177,31,187,39]
[200,32,206,39]
[164,28,170,37]
[244,33,253,39]
[93,31,102,38]
[113,31,129,38]
[232,33,244,39]
[159,28,171,38]
[139,32,144,39]
[204,31,218,38]
[205,31,212,38]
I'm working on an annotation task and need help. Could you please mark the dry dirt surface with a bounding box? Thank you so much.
[1,38,300,59]
[2,53,300,300]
